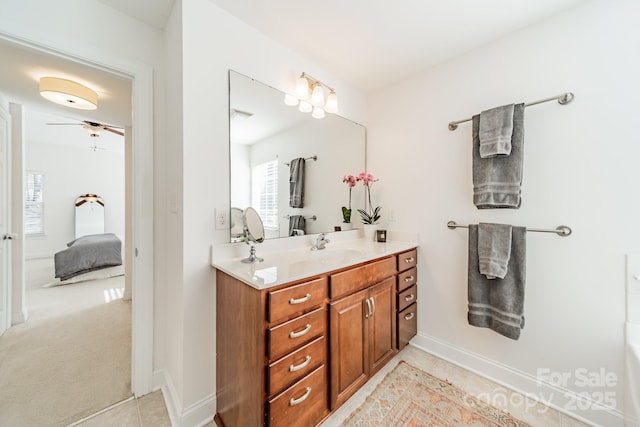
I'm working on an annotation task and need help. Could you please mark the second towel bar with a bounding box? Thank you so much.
[447,221,572,237]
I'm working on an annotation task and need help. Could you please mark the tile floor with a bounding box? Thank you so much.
[76,345,591,427]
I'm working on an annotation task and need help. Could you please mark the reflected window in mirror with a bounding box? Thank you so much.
[25,171,45,235]
[229,70,366,241]
[252,159,279,231]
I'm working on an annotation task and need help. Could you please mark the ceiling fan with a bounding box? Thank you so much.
[46,120,124,137]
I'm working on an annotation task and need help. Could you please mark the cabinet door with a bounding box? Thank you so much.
[369,277,397,374]
[329,288,369,409]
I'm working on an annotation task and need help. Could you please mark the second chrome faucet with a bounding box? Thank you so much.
[311,232,330,251]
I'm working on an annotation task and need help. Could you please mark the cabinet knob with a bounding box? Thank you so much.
[404,294,415,302]
[404,257,415,263]
[404,275,415,283]
[404,312,415,321]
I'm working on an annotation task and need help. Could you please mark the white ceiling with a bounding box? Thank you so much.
[207,0,588,92]
[0,37,130,152]
[97,0,175,29]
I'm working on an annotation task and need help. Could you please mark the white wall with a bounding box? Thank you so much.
[367,0,639,424]
[25,142,124,258]
[177,0,367,415]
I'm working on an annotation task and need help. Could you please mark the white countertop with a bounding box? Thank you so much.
[211,230,417,290]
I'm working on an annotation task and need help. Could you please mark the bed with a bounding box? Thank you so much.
[54,233,123,281]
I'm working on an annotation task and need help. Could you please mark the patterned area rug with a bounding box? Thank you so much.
[344,361,532,427]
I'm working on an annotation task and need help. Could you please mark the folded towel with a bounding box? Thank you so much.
[472,103,525,209]
[288,215,306,236]
[289,158,305,208]
[479,104,515,158]
[468,224,526,340]
[478,223,512,279]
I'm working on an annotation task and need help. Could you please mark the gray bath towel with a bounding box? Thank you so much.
[289,158,305,208]
[478,223,512,279]
[288,215,306,236]
[479,104,515,158]
[468,224,526,340]
[472,103,524,209]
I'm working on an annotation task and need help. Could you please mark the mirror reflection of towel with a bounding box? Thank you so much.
[289,158,305,208]
[288,215,306,236]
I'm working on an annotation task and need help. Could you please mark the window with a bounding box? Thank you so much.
[25,172,44,235]
[251,159,278,230]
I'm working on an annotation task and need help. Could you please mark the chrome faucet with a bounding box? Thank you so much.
[311,232,330,251]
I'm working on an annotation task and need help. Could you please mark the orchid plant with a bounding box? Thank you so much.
[356,172,381,225]
[341,174,356,223]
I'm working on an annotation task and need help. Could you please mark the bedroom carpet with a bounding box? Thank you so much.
[0,299,132,426]
[0,258,131,426]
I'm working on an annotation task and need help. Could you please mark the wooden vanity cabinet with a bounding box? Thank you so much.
[329,257,397,409]
[215,247,417,426]
[396,249,418,350]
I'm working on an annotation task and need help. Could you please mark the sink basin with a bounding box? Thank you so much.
[310,248,363,260]
[288,248,364,276]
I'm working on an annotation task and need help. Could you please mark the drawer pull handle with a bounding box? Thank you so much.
[404,257,415,263]
[404,276,415,283]
[364,298,372,319]
[289,293,312,305]
[404,312,415,321]
[289,387,312,406]
[289,324,311,339]
[289,355,312,372]
[404,294,415,302]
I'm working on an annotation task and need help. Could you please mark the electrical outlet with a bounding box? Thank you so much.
[215,208,228,230]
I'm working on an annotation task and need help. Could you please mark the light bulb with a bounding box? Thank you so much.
[312,106,325,119]
[295,76,310,99]
[325,91,338,113]
[298,100,312,113]
[283,93,299,106]
[310,84,325,107]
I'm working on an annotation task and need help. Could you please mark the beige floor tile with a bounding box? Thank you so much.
[85,399,140,427]
[137,390,171,427]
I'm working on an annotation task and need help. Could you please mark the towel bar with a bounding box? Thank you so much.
[284,156,317,166]
[284,215,317,221]
[448,92,574,131]
[447,221,571,237]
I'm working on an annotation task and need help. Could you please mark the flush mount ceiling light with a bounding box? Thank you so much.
[284,72,338,118]
[39,77,98,110]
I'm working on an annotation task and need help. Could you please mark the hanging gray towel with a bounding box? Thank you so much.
[468,224,526,340]
[479,104,515,158]
[288,215,306,236]
[478,222,512,279]
[289,158,305,208]
[472,103,524,209]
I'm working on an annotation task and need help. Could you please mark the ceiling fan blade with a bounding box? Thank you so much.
[103,126,125,136]
[83,120,124,130]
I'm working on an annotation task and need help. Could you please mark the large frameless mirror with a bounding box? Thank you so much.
[229,70,366,241]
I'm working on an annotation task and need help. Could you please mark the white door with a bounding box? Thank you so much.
[0,100,11,336]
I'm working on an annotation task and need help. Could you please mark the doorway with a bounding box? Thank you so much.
[0,32,154,415]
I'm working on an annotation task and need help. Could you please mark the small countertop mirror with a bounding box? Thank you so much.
[242,207,265,263]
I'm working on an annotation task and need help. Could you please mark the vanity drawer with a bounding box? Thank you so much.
[267,365,328,427]
[397,249,417,273]
[397,303,417,350]
[268,277,328,323]
[267,336,325,396]
[397,284,417,312]
[397,267,417,292]
[268,307,327,361]
[330,256,396,299]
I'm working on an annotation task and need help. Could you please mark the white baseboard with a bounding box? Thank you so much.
[411,332,626,427]
[25,253,54,260]
[11,306,28,325]
[152,369,216,427]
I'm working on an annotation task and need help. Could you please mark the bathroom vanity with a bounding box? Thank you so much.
[212,240,418,427]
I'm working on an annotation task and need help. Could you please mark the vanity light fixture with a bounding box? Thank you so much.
[284,72,338,117]
[39,77,98,110]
